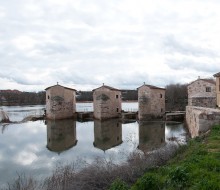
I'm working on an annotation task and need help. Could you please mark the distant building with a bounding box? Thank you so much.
[213,72,220,107]
[138,121,165,152]
[45,83,76,119]
[138,83,165,120]
[93,119,122,151]
[187,77,216,108]
[46,119,77,153]
[93,84,121,120]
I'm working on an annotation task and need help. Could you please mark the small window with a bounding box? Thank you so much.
[48,95,50,99]
[206,87,211,92]
[116,108,119,112]
[161,108,163,113]
[160,94,163,98]
[116,95,119,99]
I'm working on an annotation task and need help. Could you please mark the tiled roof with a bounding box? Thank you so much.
[188,78,216,86]
[45,84,76,91]
[137,84,165,90]
[93,85,121,92]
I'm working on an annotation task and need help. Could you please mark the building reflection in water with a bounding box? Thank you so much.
[138,121,165,152]
[46,119,77,153]
[93,119,123,151]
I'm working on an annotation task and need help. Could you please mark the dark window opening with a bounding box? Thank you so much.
[161,108,163,113]
[160,94,162,98]
[117,136,119,141]
[48,95,50,99]
[116,108,119,112]
[116,95,119,99]
[206,87,211,92]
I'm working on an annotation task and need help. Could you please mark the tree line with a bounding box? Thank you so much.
[0,83,188,110]
[0,90,46,106]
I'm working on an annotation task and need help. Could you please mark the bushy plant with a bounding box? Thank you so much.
[109,179,129,190]
[167,166,189,189]
[131,174,162,190]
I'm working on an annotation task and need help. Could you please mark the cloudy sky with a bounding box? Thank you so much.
[1,0,220,92]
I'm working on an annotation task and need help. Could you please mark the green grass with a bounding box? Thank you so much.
[110,125,220,190]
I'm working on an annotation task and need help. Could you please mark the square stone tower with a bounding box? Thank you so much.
[187,78,216,108]
[45,84,76,120]
[138,83,165,120]
[93,84,121,120]
[214,72,220,107]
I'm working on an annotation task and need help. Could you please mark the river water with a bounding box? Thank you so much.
[0,102,187,188]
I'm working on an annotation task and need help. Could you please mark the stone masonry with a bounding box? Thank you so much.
[186,106,220,138]
[213,72,220,107]
[45,84,76,120]
[188,78,216,108]
[93,85,121,120]
[138,84,165,120]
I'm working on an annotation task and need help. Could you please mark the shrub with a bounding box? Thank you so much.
[131,174,162,190]
[109,179,129,190]
[167,166,189,189]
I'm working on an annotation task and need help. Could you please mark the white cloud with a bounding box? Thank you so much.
[0,0,220,91]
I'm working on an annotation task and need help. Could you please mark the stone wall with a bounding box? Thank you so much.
[216,77,220,107]
[93,87,121,120]
[46,85,76,120]
[186,106,220,137]
[188,79,216,98]
[138,85,165,120]
[188,97,216,108]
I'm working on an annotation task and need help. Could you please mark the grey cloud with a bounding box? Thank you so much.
[165,58,220,73]
[163,35,218,57]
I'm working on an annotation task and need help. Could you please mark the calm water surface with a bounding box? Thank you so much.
[0,103,187,188]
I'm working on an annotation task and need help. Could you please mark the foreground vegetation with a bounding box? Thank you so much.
[110,125,220,190]
[4,125,219,190]
[4,143,179,190]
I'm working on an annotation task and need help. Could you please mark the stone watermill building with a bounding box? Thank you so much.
[138,83,165,120]
[45,84,76,120]
[214,72,220,107]
[187,77,216,108]
[93,84,121,120]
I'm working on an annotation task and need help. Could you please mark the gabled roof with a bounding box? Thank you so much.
[137,84,165,90]
[45,84,76,91]
[93,85,121,92]
[213,72,220,77]
[188,78,216,86]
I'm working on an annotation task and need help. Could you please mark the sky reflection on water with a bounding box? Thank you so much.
[0,103,187,188]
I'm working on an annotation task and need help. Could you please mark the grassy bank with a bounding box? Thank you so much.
[110,125,220,190]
